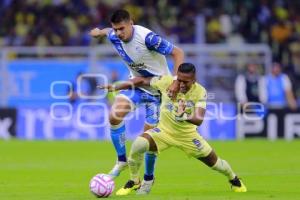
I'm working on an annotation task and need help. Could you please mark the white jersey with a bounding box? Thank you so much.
[107,25,174,95]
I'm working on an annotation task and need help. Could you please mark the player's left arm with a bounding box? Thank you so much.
[175,106,206,126]
[145,32,184,73]
[175,89,207,126]
[187,107,206,126]
[170,46,184,74]
[167,47,183,100]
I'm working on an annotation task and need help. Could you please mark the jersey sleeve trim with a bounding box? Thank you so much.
[145,32,174,55]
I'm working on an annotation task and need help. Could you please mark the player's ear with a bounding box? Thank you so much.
[130,20,133,25]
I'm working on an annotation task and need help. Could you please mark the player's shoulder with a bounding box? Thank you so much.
[133,25,152,38]
[161,75,173,82]
[194,82,207,97]
[153,75,173,83]
[134,25,152,34]
[151,75,173,88]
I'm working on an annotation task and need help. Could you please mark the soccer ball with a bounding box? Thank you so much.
[89,173,115,198]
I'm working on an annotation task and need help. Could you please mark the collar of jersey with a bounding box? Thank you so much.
[177,83,196,97]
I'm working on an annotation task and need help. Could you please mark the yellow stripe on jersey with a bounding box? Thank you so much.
[150,75,207,135]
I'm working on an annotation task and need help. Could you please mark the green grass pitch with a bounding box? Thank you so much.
[0,139,300,200]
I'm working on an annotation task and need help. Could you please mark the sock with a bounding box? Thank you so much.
[128,136,149,183]
[110,122,126,162]
[144,153,156,181]
[211,158,236,180]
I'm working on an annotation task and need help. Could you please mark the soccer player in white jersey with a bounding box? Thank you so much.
[99,63,247,195]
[90,9,184,181]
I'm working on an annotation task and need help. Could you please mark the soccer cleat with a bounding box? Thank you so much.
[229,176,247,192]
[108,161,128,179]
[116,180,141,196]
[136,179,154,195]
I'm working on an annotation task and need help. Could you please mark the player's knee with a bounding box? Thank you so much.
[109,100,132,125]
[109,108,129,125]
[141,133,157,152]
[109,111,122,125]
[198,150,218,167]
[130,136,150,157]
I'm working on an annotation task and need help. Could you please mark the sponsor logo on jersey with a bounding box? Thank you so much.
[152,127,161,132]
[129,62,146,70]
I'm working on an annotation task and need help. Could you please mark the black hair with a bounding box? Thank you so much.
[110,9,130,23]
[178,63,196,74]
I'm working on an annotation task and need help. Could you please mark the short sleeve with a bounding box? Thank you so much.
[150,75,173,91]
[145,32,174,55]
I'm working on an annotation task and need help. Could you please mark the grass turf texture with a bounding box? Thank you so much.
[0,139,300,200]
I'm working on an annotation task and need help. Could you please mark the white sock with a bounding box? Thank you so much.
[211,158,236,180]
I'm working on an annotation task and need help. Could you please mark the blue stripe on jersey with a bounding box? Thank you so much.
[145,32,174,55]
[108,30,134,64]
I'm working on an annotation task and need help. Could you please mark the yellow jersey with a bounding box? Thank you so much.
[150,75,207,135]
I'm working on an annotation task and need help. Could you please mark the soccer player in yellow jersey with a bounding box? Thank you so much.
[99,63,247,195]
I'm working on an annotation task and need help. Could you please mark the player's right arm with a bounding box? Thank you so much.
[98,75,172,92]
[89,28,111,38]
[97,77,152,91]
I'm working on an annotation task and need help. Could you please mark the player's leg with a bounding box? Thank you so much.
[136,127,173,195]
[137,132,157,195]
[198,149,247,192]
[116,133,157,196]
[142,100,160,185]
[177,134,247,192]
[108,95,134,178]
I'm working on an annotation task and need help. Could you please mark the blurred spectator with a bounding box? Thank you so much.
[289,42,300,103]
[206,15,225,43]
[68,72,97,106]
[259,62,297,110]
[235,63,261,105]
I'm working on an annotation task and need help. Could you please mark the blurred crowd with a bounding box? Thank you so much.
[1,0,300,61]
[1,0,300,65]
[235,62,298,111]
[0,0,299,104]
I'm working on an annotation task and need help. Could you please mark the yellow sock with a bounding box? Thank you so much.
[128,136,149,183]
[211,158,236,180]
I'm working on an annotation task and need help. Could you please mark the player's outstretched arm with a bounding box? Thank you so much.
[97,77,152,91]
[89,28,111,38]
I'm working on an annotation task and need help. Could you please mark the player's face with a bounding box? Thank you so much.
[177,72,196,94]
[111,20,133,42]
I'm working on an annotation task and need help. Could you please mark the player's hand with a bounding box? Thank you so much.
[97,84,115,92]
[90,28,102,38]
[175,99,187,121]
[175,112,188,122]
[167,80,180,100]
